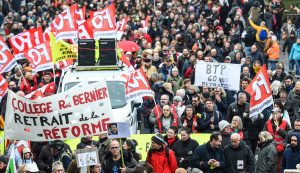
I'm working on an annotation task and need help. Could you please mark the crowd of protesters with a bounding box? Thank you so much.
[0,0,300,172]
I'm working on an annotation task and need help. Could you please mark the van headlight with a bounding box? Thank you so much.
[126,113,133,126]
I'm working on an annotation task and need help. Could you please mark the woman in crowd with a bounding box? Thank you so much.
[163,126,179,149]
[230,116,245,140]
[123,139,141,163]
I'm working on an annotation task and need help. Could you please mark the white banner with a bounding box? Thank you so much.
[195,62,241,91]
[5,82,112,141]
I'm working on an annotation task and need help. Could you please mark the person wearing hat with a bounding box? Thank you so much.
[266,35,280,70]
[264,107,291,173]
[167,67,183,93]
[123,139,141,163]
[19,147,36,166]
[219,120,231,149]
[141,55,157,79]
[159,57,175,81]
[25,163,39,173]
[146,133,177,173]
[224,56,231,63]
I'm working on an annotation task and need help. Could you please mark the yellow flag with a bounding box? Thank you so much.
[50,33,77,63]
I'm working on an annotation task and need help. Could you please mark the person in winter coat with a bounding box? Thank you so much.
[192,132,226,173]
[167,67,183,94]
[123,139,141,163]
[102,139,138,173]
[289,37,300,78]
[210,88,228,117]
[224,133,255,173]
[20,71,38,95]
[256,131,278,173]
[158,58,175,81]
[19,147,36,167]
[146,133,177,173]
[181,105,201,133]
[230,116,245,140]
[281,133,300,172]
[172,127,199,169]
[264,107,291,173]
[287,81,300,120]
[163,126,180,149]
[198,99,224,133]
[77,136,97,149]
[154,104,182,133]
[219,120,232,149]
[283,31,297,74]
[267,36,280,70]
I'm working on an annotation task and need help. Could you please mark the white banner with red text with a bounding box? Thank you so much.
[5,82,112,141]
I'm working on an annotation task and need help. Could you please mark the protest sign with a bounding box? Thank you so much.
[75,147,99,167]
[195,61,241,91]
[5,82,112,141]
[107,122,130,139]
[120,69,153,101]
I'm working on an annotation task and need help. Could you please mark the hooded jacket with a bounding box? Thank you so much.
[256,140,278,173]
[281,133,300,172]
[289,42,300,61]
[224,141,255,173]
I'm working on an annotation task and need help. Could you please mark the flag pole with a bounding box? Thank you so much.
[16,64,28,87]
[119,138,125,166]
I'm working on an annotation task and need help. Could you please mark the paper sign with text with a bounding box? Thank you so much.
[4,82,112,141]
[75,147,99,167]
[107,122,130,139]
[195,61,241,91]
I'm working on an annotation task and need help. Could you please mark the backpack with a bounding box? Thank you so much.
[259,29,267,41]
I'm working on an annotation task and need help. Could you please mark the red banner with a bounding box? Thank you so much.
[56,59,74,70]
[24,42,53,74]
[87,3,117,39]
[9,27,44,60]
[120,69,153,101]
[0,75,8,101]
[116,17,128,40]
[49,4,78,41]
[0,36,17,74]
[78,20,92,39]
[245,65,273,119]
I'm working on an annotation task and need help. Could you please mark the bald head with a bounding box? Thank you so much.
[230,133,241,148]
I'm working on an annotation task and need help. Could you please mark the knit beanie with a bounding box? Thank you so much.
[219,120,230,132]
[151,133,165,146]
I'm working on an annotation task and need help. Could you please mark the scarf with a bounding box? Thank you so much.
[167,137,176,147]
[253,65,261,74]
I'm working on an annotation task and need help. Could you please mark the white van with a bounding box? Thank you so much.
[57,68,140,134]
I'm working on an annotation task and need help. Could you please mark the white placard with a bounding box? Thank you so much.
[107,122,130,139]
[75,147,99,168]
[5,82,113,141]
[195,61,241,91]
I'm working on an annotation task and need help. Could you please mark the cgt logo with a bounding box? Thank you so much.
[25,43,52,66]
[251,72,271,101]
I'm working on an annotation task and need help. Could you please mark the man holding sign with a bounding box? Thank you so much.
[102,139,138,173]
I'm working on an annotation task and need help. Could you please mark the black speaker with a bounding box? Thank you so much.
[97,39,117,66]
[78,39,96,66]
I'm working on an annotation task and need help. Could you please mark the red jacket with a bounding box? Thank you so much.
[266,119,287,153]
[146,147,177,173]
[20,77,38,95]
[156,114,179,133]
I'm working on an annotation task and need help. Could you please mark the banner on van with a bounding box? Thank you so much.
[120,69,153,101]
[5,82,112,141]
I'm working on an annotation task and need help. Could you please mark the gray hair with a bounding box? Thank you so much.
[238,92,246,100]
[259,131,273,143]
[52,161,64,173]
[231,116,243,130]
[176,89,186,97]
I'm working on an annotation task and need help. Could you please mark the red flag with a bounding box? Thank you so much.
[120,69,153,101]
[245,65,273,119]
[49,4,78,41]
[0,75,8,101]
[9,27,44,60]
[87,3,117,39]
[78,20,93,39]
[0,36,17,74]
[116,17,128,40]
[56,59,74,70]
[24,42,53,74]
[25,82,56,99]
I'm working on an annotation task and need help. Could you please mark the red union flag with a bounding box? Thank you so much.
[49,4,78,41]
[78,20,92,39]
[9,27,44,60]
[116,17,128,40]
[0,75,8,101]
[120,69,153,101]
[87,3,117,39]
[0,36,17,74]
[245,65,273,119]
[24,42,53,74]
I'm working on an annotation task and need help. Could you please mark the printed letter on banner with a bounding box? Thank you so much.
[0,36,17,73]
[87,3,116,39]
[116,17,128,40]
[9,27,44,60]
[120,69,153,101]
[245,65,273,119]
[24,42,53,74]
[4,82,113,141]
[50,4,78,41]
[0,75,8,101]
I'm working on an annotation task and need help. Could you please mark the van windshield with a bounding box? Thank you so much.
[64,81,126,109]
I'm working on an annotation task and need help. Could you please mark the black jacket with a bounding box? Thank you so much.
[173,138,199,169]
[224,141,255,173]
[102,150,138,173]
[192,142,226,173]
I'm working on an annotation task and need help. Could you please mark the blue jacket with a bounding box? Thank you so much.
[281,132,300,173]
[289,43,300,60]
[192,142,226,173]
